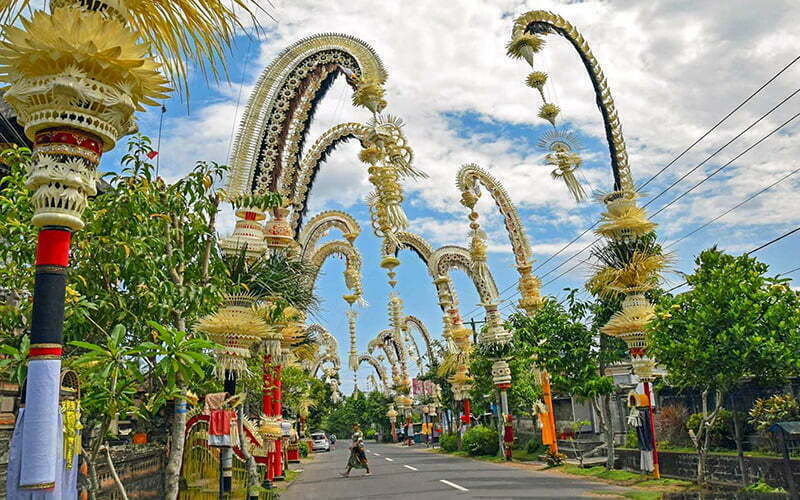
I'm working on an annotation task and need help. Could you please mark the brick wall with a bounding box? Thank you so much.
[616,448,800,490]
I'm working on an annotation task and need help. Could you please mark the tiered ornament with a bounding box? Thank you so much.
[259,416,283,453]
[362,116,424,247]
[196,294,270,377]
[264,205,295,250]
[594,191,665,380]
[219,206,268,260]
[347,309,359,388]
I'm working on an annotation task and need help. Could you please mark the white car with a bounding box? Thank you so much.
[311,432,330,452]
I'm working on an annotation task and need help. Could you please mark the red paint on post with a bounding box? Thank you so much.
[35,230,72,267]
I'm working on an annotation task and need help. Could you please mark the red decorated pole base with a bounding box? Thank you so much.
[503,416,514,461]
[287,447,300,463]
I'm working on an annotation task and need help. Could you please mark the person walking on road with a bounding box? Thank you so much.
[330,433,337,451]
[341,424,371,477]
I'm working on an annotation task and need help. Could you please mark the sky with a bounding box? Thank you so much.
[93,0,800,395]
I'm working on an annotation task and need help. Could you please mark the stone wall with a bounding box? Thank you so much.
[94,445,166,499]
[616,448,800,490]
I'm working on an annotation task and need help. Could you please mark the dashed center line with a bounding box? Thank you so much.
[440,479,469,492]
[385,457,394,462]
[373,453,380,456]
[403,465,418,471]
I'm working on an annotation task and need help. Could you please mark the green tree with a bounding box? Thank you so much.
[507,291,622,468]
[138,321,215,498]
[647,247,800,484]
[69,325,145,499]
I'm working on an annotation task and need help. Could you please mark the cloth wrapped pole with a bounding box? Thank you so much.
[20,359,61,490]
[7,407,73,499]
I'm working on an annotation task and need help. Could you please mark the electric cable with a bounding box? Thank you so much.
[637,55,800,191]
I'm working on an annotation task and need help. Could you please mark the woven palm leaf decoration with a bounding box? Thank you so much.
[507,21,587,202]
[1,0,266,97]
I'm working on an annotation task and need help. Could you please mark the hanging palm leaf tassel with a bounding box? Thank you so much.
[551,167,586,202]
[506,33,545,66]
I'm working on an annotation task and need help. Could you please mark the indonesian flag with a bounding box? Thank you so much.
[146,151,159,160]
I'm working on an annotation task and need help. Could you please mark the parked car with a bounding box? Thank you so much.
[310,432,330,452]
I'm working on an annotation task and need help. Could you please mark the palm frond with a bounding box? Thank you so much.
[1,0,268,97]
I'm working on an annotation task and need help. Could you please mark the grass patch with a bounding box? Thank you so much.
[561,465,659,484]
[511,449,541,462]
[589,490,663,500]
[620,491,663,500]
[637,478,692,488]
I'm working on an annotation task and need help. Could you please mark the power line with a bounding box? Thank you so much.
[666,166,800,249]
[650,110,800,219]
[637,54,800,191]
[643,87,800,209]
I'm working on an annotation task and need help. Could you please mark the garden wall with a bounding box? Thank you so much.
[95,445,166,499]
[616,448,800,490]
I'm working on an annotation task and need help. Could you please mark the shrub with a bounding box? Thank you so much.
[525,437,546,455]
[544,448,566,466]
[365,428,376,440]
[749,394,800,432]
[298,441,309,458]
[624,428,638,448]
[742,479,786,494]
[462,425,499,456]
[749,394,800,451]
[655,404,691,447]
[440,432,459,452]
[687,409,734,449]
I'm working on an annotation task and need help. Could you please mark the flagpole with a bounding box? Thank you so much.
[155,104,166,177]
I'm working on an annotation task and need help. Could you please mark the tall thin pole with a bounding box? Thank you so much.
[643,382,660,478]
[155,105,166,178]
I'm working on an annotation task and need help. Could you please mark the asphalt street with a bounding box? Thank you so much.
[282,441,628,499]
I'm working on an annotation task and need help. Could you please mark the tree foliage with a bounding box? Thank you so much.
[647,247,800,482]
[647,248,800,393]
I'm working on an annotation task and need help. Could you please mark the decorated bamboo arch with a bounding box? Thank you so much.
[298,210,360,257]
[227,33,421,249]
[228,33,388,197]
[357,354,390,393]
[307,239,364,304]
[404,315,435,368]
[456,163,543,314]
[510,10,633,193]
[508,9,665,471]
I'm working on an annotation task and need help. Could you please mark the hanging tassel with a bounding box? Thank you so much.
[551,167,586,202]
[538,103,561,127]
[506,34,545,66]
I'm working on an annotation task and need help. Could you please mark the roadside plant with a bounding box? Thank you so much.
[0,334,28,386]
[69,325,144,499]
[647,247,800,484]
[462,425,499,456]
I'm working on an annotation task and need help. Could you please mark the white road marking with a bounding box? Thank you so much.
[440,480,469,492]
[373,453,380,456]
[404,465,418,471]
[385,457,394,462]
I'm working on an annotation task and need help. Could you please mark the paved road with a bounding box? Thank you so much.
[282,442,628,499]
